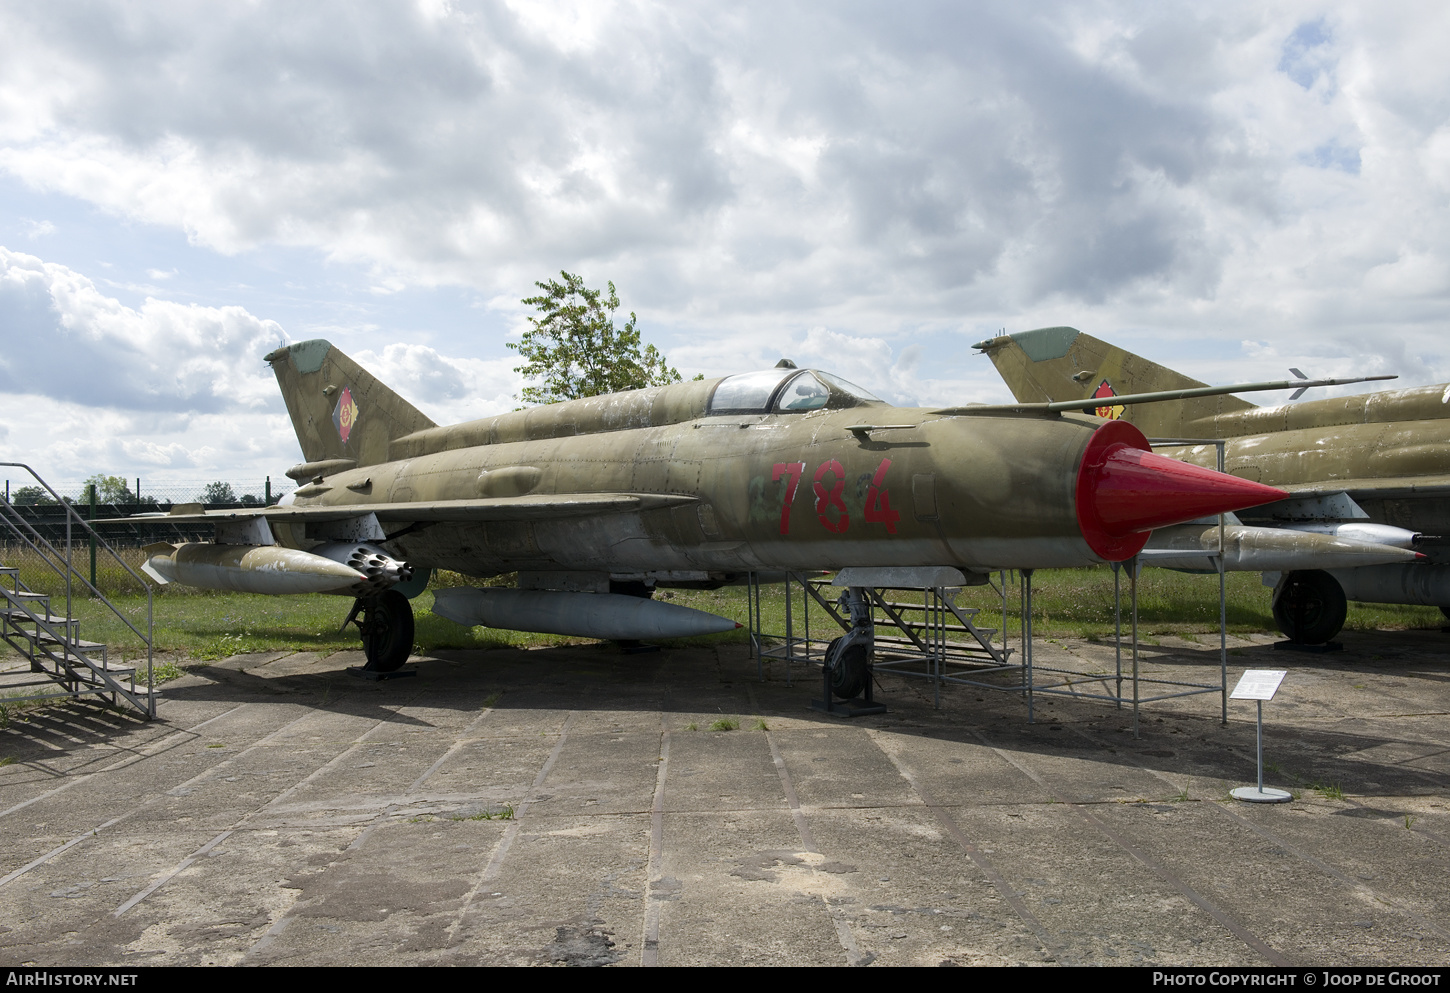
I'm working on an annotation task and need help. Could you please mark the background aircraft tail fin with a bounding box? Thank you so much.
[265,339,437,468]
[975,326,1255,439]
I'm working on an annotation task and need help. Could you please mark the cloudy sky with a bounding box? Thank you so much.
[1,1,1447,490]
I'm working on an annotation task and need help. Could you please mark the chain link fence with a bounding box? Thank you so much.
[3,476,292,509]
[1,475,296,597]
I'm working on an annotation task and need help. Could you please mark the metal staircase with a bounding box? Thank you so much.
[747,571,1012,706]
[0,463,155,720]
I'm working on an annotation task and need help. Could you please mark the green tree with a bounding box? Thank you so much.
[510,272,683,405]
[10,485,55,506]
[83,474,135,504]
[200,481,238,504]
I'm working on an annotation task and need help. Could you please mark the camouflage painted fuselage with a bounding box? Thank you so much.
[278,377,1108,578]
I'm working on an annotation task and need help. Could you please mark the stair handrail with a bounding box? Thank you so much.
[1,462,154,716]
[0,497,152,645]
[0,585,150,713]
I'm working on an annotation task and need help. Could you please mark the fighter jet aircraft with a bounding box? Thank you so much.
[127,338,1332,694]
[976,326,1445,643]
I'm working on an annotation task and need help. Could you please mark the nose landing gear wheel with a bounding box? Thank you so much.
[824,636,870,701]
[354,590,415,672]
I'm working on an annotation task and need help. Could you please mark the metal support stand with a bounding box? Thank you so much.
[1131,555,1140,738]
[1112,561,1122,708]
[1021,569,1034,723]
[1230,669,1291,803]
[1231,700,1291,803]
[346,666,417,681]
[1217,443,1229,727]
[810,668,887,718]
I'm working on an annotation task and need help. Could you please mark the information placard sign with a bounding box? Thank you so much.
[1230,669,1286,702]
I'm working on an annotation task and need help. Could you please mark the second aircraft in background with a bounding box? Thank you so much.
[977,326,1445,643]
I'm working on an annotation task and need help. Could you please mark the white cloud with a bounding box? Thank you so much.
[0,0,1448,462]
[0,247,294,479]
[0,247,286,413]
[353,342,522,425]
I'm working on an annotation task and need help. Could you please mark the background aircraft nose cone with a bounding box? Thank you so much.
[1076,420,1287,561]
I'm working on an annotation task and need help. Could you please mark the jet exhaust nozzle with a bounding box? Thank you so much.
[1076,421,1289,561]
[432,587,741,641]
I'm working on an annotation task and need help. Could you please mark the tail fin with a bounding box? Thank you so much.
[974,326,1255,439]
[265,340,436,471]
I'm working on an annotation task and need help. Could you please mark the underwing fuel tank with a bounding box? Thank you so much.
[1330,564,1450,607]
[432,587,743,641]
[1141,524,1425,572]
[143,542,409,596]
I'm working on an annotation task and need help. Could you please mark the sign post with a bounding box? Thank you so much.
[1230,669,1292,803]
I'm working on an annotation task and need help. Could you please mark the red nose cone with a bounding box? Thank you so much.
[1076,421,1288,561]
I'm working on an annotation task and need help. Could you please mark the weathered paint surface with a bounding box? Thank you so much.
[265,338,1107,577]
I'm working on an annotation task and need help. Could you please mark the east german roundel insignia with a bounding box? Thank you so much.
[333,386,359,443]
[1092,380,1125,420]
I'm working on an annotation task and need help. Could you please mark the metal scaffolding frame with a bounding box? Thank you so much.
[745,440,1234,731]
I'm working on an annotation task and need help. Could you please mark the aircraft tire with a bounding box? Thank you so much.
[1272,570,1347,644]
[824,636,870,700]
[359,590,415,672]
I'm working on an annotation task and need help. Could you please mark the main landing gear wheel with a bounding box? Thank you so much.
[355,590,415,672]
[1272,570,1347,644]
[824,636,870,701]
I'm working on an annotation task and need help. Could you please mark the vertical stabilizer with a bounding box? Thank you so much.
[974,326,1255,439]
[265,340,436,468]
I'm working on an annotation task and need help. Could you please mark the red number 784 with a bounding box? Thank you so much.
[771,458,898,535]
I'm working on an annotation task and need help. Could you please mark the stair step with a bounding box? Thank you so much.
[878,599,981,614]
[65,666,136,679]
[1,610,76,625]
[48,638,105,651]
[33,657,131,676]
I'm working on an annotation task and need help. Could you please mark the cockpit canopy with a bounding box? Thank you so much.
[708,369,888,414]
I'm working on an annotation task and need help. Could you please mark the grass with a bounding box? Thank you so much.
[683,722,699,731]
[452,805,514,821]
[0,691,47,729]
[709,718,740,732]
[3,556,1445,663]
[1312,782,1346,801]
[750,718,769,731]
[152,660,186,683]
[0,756,13,767]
